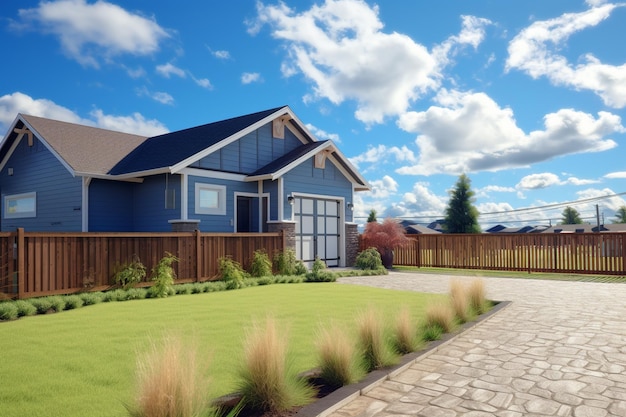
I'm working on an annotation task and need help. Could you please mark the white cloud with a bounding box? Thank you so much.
[193,77,213,89]
[383,182,447,219]
[517,173,562,190]
[16,0,169,67]
[506,3,626,108]
[396,89,623,175]
[156,62,186,78]
[305,123,340,143]
[481,185,516,193]
[565,177,600,186]
[349,144,417,172]
[574,187,626,214]
[362,175,398,200]
[0,91,168,137]
[605,171,626,179]
[432,15,492,66]
[211,49,231,60]
[89,109,168,136]
[251,0,489,124]
[241,72,262,84]
[136,87,174,105]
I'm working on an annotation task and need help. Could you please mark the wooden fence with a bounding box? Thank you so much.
[0,228,284,299]
[390,233,626,275]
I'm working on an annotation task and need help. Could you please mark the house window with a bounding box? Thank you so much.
[195,183,226,215]
[4,192,36,219]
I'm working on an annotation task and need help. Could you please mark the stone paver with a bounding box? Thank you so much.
[328,272,626,417]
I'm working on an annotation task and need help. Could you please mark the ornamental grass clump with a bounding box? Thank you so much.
[0,302,18,321]
[392,306,420,354]
[315,323,364,389]
[127,334,210,417]
[14,299,37,317]
[63,295,84,310]
[449,279,469,323]
[249,250,272,278]
[423,302,455,335]
[238,316,315,413]
[356,307,398,372]
[149,252,178,298]
[468,278,487,315]
[218,256,248,290]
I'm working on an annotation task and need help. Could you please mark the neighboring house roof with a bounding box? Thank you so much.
[486,224,538,233]
[540,224,626,233]
[0,115,148,176]
[405,224,442,234]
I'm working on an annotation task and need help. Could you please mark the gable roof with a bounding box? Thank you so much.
[0,115,148,176]
[248,141,330,180]
[110,106,286,176]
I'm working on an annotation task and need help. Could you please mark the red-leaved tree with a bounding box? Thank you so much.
[361,218,409,269]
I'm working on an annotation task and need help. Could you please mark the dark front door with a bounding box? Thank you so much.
[237,196,253,232]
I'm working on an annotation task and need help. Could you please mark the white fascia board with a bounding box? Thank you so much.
[180,167,247,181]
[74,171,144,183]
[169,106,292,173]
[245,141,334,182]
[108,167,170,180]
[326,149,371,191]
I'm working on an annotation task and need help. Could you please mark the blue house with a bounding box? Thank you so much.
[0,106,370,266]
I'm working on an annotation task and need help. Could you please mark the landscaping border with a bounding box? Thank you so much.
[295,300,512,417]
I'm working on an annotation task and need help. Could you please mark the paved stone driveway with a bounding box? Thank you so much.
[330,272,626,417]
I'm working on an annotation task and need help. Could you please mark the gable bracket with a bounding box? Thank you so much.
[14,127,34,147]
[272,115,292,139]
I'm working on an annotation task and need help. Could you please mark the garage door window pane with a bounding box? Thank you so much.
[326,201,337,216]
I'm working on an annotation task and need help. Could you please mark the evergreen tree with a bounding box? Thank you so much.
[560,206,583,224]
[367,209,377,223]
[444,174,481,233]
[613,206,626,224]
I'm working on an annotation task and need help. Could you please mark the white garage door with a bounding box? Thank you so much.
[294,197,340,267]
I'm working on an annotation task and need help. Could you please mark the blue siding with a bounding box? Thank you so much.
[132,174,181,231]
[88,179,134,231]
[283,157,353,222]
[263,179,278,221]
[188,175,258,232]
[0,137,82,231]
[192,122,307,174]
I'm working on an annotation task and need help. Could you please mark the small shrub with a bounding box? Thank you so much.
[249,250,273,278]
[355,247,383,271]
[64,295,84,310]
[316,323,364,389]
[127,334,210,417]
[449,280,469,323]
[125,288,148,300]
[0,302,18,320]
[294,260,307,275]
[28,297,53,314]
[149,252,178,298]
[46,296,66,312]
[238,316,315,413]
[273,249,299,276]
[393,306,419,354]
[14,300,37,317]
[356,307,398,372]
[468,278,486,315]
[205,281,228,292]
[219,257,248,290]
[257,277,274,286]
[424,302,454,334]
[113,256,146,289]
[103,289,127,302]
[174,284,194,295]
[305,257,336,282]
[79,292,104,305]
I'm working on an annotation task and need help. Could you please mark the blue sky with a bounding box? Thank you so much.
[1,0,625,228]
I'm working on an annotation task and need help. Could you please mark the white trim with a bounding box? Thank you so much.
[0,134,23,173]
[180,167,246,181]
[246,141,335,182]
[194,183,226,215]
[180,173,188,220]
[4,191,37,219]
[75,172,144,183]
[278,177,285,221]
[82,177,91,232]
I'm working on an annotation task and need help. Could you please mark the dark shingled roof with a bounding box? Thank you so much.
[110,106,285,175]
[249,141,329,177]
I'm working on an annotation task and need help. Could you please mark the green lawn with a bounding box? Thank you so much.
[0,283,446,417]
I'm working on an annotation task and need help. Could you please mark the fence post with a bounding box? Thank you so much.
[195,229,201,282]
[16,228,25,299]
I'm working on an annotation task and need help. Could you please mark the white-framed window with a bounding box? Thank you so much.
[4,192,37,219]
[195,183,226,215]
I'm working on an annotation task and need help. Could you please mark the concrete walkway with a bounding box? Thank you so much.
[329,272,626,417]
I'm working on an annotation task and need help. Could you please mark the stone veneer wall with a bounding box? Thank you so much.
[345,223,359,267]
[268,222,296,253]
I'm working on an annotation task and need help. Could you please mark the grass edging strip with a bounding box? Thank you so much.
[295,300,512,417]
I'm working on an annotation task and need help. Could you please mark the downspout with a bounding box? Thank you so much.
[82,177,91,232]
